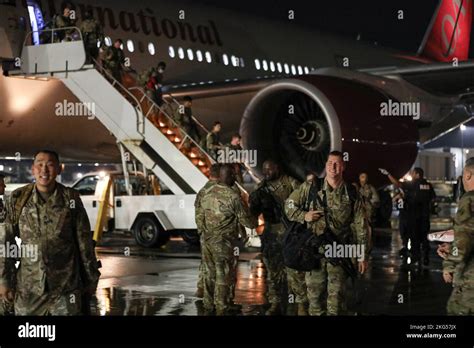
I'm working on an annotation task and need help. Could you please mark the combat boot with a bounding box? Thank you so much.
[265,302,281,316]
[297,303,308,316]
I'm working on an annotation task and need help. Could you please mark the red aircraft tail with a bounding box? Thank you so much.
[418,0,472,62]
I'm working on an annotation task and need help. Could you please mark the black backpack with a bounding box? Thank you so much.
[282,179,324,271]
[282,180,358,272]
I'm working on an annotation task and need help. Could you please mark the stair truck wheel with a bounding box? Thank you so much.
[133,215,170,248]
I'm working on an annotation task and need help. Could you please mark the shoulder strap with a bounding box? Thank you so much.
[306,182,317,210]
[345,183,357,212]
[12,184,34,227]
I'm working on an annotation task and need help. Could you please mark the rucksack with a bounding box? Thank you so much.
[137,68,154,87]
[282,179,324,271]
[282,180,358,271]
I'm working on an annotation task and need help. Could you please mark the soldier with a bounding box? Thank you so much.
[0,173,12,316]
[285,151,369,315]
[225,134,244,184]
[153,62,166,106]
[358,172,380,225]
[175,96,201,146]
[438,158,474,314]
[53,3,76,42]
[103,39,125,82]
[380,167,436,265]
[249,160,305,315]
[79,10,103,63]
[392,188,410,258]
[194,163,221,298]
[200,164,257,315]
[0,174,5,222]
[206,122,224,159]
[0,150,100,315]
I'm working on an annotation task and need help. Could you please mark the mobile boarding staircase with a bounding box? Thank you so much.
[14,27,216,195]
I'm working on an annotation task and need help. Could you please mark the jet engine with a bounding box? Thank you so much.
[240,75,419,186]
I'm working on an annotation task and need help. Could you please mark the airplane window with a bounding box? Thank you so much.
[254,59,261,70]
[127,40,134,53]
[277,62,282,73]
[291,64,297,75]
[311,67,315,71]
[148,43,155,55]
[196,50,203,62]
[104,37,112,47]
[187,48,194,60]
[240,58,245,67]
[168,46,176,58]
[262,60,268,71]
[231,55,239,67]
[297,65,303,75]
[304,66,309,74]
[284,63,289,74]
[178,47,185,59]
[205,51,212,63]
[222,54,229,66]
[269,61,275,72]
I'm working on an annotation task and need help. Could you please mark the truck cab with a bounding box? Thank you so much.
[71,171,200,247]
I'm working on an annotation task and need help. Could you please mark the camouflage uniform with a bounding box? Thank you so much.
[0,197,5,223]
[103,46,125,82]
[0,197,13,315]
[79,18,103,62]
[0,183,100,315]
[200,183,257,315]
[53,15,76,42]
[174,107,201,146]
[194,179,218,296]
[206,132,221,160]
[358,183,380,222]
[285,180,369,315]
[249,175,305,307]
[443,190,474,315]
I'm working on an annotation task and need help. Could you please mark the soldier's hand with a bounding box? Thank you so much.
[0,285,14,301]
[442,271,453,283]
[437,243,451,259]
[304,210,323,222]
[378,168,389,176]
[358,260,369,274]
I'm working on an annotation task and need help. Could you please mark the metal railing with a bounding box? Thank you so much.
[165,93,213,137]
[164,93,260,185]
[128,86,214,163]
[24,26,83,46]
[92,58,145,135]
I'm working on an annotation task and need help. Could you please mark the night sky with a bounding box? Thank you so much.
[186,0,474,56]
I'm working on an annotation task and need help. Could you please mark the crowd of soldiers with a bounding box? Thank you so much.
[194,154,474,316]
[0,150,473,316]
[195,152,371,315]
[43,2,127,83]
[1,4,473,313]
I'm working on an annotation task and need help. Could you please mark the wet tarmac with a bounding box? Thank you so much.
[91,218,454,316]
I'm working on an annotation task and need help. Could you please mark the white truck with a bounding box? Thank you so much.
[71,171,201,247]
[72,170,261,248]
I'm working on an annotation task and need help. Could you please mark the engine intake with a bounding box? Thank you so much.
[240,75,419,187]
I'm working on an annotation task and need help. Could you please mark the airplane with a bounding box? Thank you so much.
[1,0,473,185]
